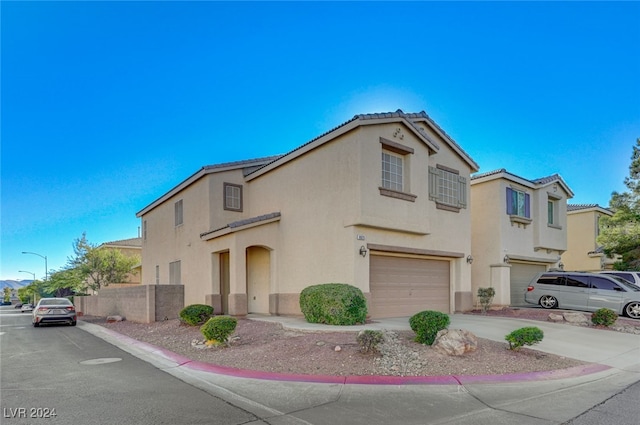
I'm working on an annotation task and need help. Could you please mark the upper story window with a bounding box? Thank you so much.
[382,151,403,192]
[224,183,243,211]
[547,193,562,229]
[143,220,147,240]
[506,187,529,218]
[378,137,416,202]
[429,165,467,212]
[174,199,183,226]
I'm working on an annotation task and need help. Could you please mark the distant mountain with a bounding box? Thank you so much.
[0,280,32,290]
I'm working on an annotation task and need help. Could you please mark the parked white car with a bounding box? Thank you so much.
[525,271,640,319]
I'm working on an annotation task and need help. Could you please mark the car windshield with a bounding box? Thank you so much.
[610,276,640,291]
[39,299,72,306]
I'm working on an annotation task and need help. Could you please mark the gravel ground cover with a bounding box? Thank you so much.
[78,307,638,377]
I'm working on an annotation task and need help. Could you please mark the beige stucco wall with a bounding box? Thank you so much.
[140,174,213,306]
[563,208,613,272]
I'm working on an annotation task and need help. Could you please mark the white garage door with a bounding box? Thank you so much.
[510,263,547,306]
[369,255,450,318]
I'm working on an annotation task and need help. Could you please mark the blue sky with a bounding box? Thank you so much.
[2,1,639,280]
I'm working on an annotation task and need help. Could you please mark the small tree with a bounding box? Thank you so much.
[45,268,85,297]
[67,233,139,292]
[597,138,640,269]
[477,287,496,314]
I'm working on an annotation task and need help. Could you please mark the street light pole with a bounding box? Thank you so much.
[21,252,47,305]
[21,251,48,282]
[18,270,37,304]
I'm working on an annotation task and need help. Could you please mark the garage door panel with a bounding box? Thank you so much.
[510,263,547,306]
[370,255,450,318]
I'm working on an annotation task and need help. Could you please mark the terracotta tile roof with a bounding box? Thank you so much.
[246,109,478,177]
[568,204,612,213]
[532,173,562,185]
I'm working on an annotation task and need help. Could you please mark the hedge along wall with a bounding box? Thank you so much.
[75,285,184,323]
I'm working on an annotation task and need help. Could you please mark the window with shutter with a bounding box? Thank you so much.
[429,165,467,211]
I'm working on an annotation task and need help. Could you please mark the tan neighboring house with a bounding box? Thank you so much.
[563,204,617,271]
[470,169,573,307]
[136,110,479,318]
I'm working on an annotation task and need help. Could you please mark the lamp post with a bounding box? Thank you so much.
[18,270,36,304]
[21,251,48,282]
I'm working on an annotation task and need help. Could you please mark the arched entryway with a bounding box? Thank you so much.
[246,246,271,314]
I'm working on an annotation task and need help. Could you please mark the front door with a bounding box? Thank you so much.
[219,252,230,315]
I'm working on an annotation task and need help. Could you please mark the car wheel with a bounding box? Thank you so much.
[624,302,640,319]
[33,322,39,327]
[539,295,558,309]
[70,321,77,326]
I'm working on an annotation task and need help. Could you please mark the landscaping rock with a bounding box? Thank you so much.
[106,315,125,323]
[563,312,589,324]
[432,329,478,356]
[548,313,565,322]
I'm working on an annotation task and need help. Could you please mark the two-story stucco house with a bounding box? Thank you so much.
[470,169,573,307]
[136,110,479,318]
[563,204,617,272]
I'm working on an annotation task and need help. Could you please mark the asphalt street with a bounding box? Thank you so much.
[0,308,262,424]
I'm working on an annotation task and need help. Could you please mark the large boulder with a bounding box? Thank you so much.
[548,313,565,322]
[432,329,478,356]
[563,312,589,324]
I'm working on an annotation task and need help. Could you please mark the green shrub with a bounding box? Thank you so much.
[179,304,214,326]
[477,287,496,314]
[356,330,384,353]
[200,316,237,344]
[409,310,450,345]
[591,308,618,327]
[505,326,544,350]
[299,283,367,325]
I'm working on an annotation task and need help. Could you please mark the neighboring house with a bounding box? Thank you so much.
[470,169,573,307]
[563,204,617,271]
[85,237,143,292]
[136,110,479,318]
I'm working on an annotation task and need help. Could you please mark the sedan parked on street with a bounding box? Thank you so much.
[525,271,640,319]
[32,298,77,327]
[20,303,34,313]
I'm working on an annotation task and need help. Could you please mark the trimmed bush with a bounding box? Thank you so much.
[200,316,237,345]
[357,330,384,353]
[179,304,214,326]
[505,326,544,350]
[409,310,450,345]
[477,287,496,314]
[591,308,618,327]
[299,283,367,325]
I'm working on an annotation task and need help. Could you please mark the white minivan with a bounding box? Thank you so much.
[525,271,640,319]
[599,271,640,286]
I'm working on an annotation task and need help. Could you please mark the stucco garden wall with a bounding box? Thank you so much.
[75,285,184,323]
